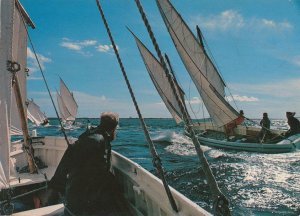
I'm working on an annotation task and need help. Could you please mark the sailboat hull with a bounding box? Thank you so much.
[197,135,299,154]
[10,136,211,216]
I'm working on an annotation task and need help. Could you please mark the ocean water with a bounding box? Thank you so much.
[30,118,300,216]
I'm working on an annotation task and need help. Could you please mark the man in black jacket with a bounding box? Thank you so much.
[285,112,300,137]
[49,112,131,215]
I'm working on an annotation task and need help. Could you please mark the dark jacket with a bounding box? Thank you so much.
[286,116,300,137]
[260,117,271,133]
[50,127,130,215]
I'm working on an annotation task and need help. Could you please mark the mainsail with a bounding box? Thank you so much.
[0,0,34,187]
[157,0,239,127]
[57,78,78,122]
[133,35,184,124]
[27,99,48,126]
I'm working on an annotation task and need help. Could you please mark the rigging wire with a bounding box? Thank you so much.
[136,0,231,214]
[95,0,178,212]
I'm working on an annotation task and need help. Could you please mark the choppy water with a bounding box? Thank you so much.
[30,118,300,216]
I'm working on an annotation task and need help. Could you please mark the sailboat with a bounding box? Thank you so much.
[2,1,213,215]
[56,78,78,127]
[149,0,300,153]
[27,99,49,126]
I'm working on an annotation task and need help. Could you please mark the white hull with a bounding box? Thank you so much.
[189,123,300,153]
[9,136,210,216]
[197,135,300,153]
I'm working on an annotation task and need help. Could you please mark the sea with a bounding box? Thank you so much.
[29,118,300,216]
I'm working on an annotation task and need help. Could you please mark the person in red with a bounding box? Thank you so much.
[224,110,245,138]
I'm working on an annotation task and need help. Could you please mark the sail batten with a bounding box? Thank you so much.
[157,0,239,126]
[134,35,183,124]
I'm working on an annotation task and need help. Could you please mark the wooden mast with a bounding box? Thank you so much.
[10,63,37,174]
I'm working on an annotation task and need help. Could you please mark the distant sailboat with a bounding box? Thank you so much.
[57,78,78,124]
[27,99,49,126]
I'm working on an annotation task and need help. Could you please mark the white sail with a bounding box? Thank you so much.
[157,0,239,127]
[134,35,183,124]
[0,0,33,188]
[57,91,73,121]
[27,99,48,126]
[59,78,78,122]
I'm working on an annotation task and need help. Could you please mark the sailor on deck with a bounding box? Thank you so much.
[48,112,131,215]
[285,112,300,137]
[257,112,271,143]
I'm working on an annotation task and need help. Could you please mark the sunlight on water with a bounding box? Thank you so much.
[29,118,300,215]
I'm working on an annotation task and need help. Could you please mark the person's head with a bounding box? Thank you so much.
[239,110,244,116]
[99,112,119,140]
[286,112,296,118]
[263,112,268,118]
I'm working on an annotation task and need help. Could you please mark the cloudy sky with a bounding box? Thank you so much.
[21,0,300,119]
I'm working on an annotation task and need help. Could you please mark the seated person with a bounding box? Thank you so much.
[224,110,245,139]
[285,112,300,137]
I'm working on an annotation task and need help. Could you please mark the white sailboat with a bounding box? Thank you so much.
[154,0,300,153]
[2,1,212,215]
[27,99,49,126]
[57,78,78,124]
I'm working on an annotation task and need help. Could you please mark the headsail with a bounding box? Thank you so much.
[157,0,239,127]
[0,0,34,187]
[57,78,78,122]
[27,99,48,126]
[133,34,184,123]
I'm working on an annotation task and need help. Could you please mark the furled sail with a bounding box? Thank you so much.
[133,34,183,123]
[27,99,48,126]
[58,78,78,122]
[157,0,239,127]
[0,0,33,188]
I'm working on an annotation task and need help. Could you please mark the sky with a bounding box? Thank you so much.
[20,0,300,119]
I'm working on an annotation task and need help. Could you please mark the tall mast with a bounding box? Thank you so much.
[9,62,37,173]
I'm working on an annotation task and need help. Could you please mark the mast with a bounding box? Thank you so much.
[10,67,37,173]
[135,0,231,214]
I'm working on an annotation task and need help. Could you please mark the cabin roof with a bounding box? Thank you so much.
[16,0,35,29]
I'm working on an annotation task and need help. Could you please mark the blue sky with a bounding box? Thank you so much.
[21,0,300,119]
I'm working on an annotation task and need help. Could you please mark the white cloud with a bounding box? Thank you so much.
[97,45,110,52]
[78,40,97,46]
[60,38,118,55]
[190,10,293,32]
[27,47,51,74]
[226,94,259,102]
[60,42,81,50]
[96,44,118,53]
[230,79,300,98]
[60,38,98,55]
[195,10,245,31]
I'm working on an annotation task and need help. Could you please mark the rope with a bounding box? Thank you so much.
[15,2,70,146]
[95,0,178,212]
[136,0,231,214]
